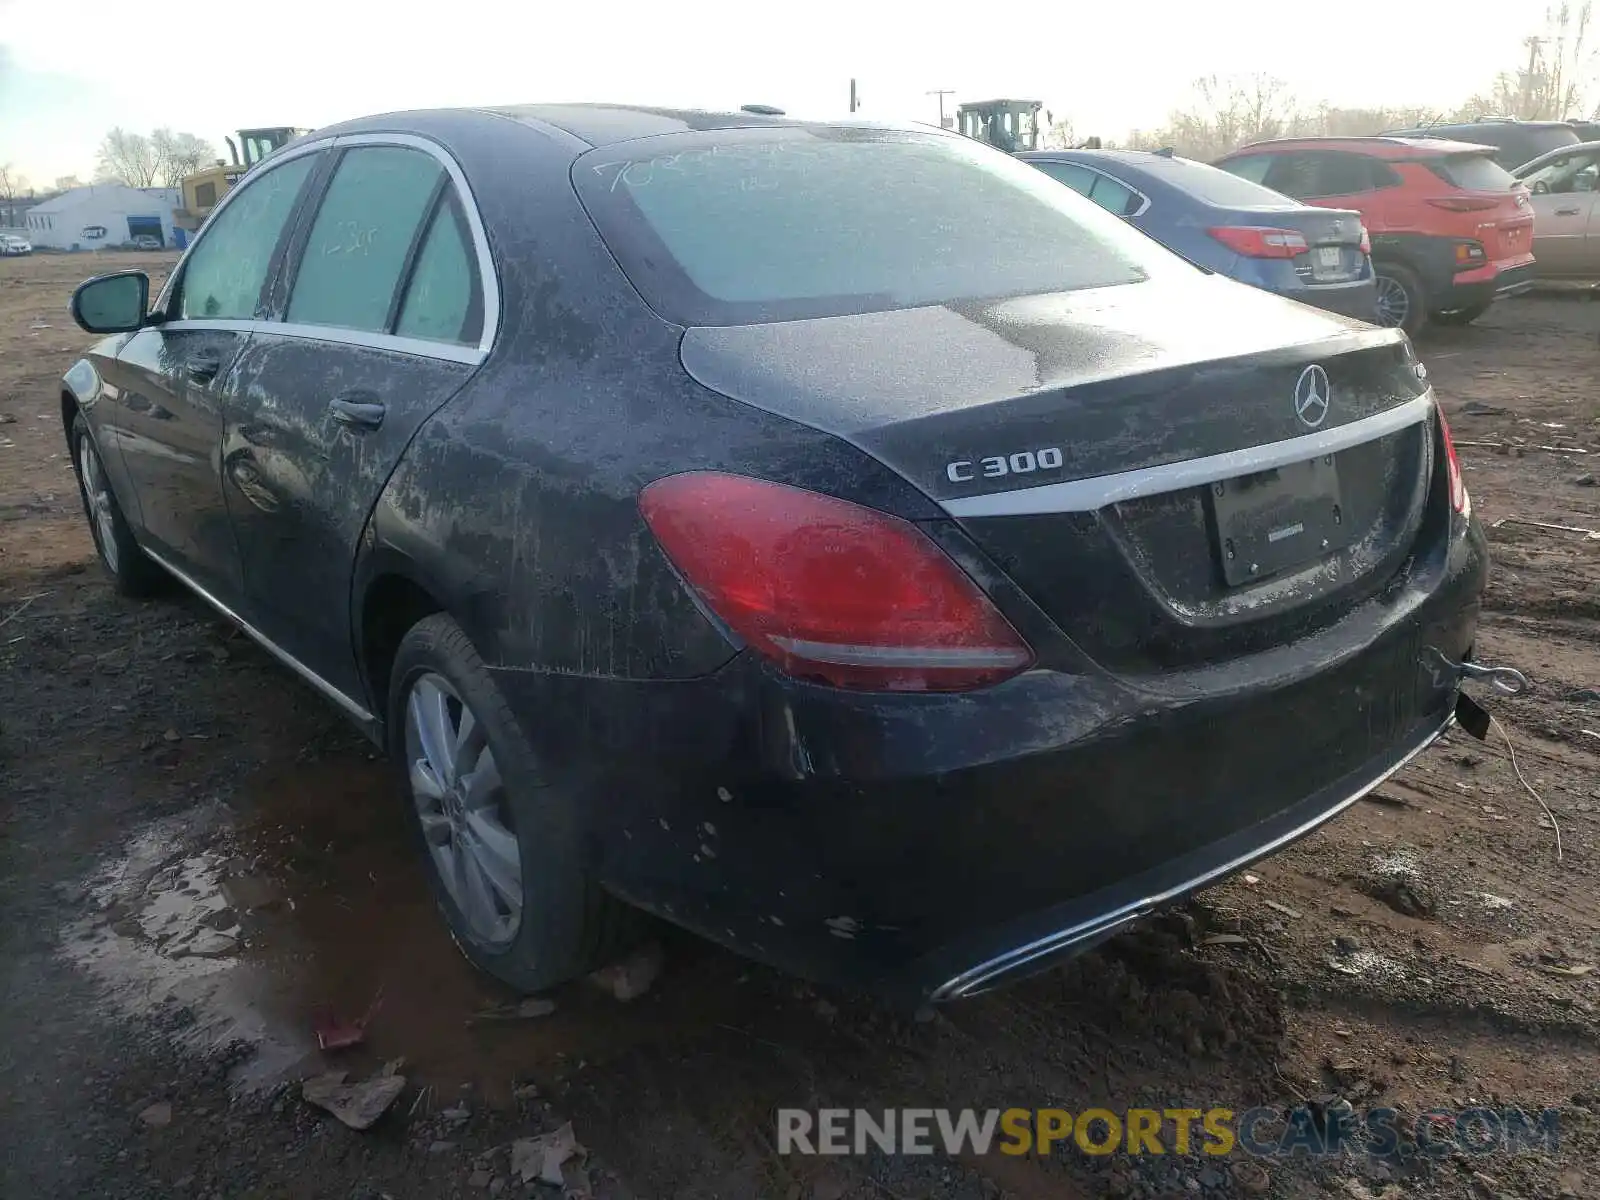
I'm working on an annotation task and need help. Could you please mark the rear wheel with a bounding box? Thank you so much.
[1431,302,1492,327]
[1373,262,1427,334]
[388,613,635,992]
[70,413,164,597]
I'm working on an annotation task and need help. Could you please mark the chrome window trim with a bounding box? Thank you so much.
[156,131,499,364]
[940,389,1435,519]
[931,711,1454,1001]
[157,318,485,365]
[143,546,378,728]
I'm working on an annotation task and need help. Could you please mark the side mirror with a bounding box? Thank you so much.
[71,271,150,334]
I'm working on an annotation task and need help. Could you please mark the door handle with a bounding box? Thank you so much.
[1556,206,1582,216]
[330,392,386,430]
[186,351,222,382]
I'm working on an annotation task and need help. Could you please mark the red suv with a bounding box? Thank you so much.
[1214,137,1535,332]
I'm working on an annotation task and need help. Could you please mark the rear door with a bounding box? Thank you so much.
[1521,149,1600,275]
[222,137,492,700]
[107,150,321,597]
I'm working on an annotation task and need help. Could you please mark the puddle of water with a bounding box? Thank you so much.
[58,754,779,1100]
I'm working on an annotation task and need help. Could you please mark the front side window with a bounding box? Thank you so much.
[1217,154,1274,185]
[287,146,443,333]
[178,152,316,321]
[1518,152,1597,194]
[575,127,1187,326]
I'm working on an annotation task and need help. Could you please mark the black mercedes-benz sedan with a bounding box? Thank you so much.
[62,104,1489,1004]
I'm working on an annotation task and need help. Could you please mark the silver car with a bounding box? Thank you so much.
[1514,140,1600,279]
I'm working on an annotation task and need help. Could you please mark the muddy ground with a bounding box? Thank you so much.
[2,251,1598,1200]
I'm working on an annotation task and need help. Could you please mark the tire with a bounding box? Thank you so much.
[1431,302,1492,327]
[387,612,635,993]
[70,412,165,597]
[1372,262,1427,335]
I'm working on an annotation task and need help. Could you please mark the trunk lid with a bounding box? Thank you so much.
[681,276,1437,672]
[1207,203,1368,284]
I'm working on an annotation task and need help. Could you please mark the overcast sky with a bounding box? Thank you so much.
[0,0,1558,187]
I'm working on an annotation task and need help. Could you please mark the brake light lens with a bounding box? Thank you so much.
[639,472,1033,692]
[1453,241,1488,267]
[1427,196,1499,213]
[1438,408,1469,516]
[1358,225,1371,257]
[1207,226,1310,259]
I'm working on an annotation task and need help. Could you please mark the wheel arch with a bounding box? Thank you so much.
[352,544,505,741]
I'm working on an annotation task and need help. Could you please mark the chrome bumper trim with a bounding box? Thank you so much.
[931,712,1454,1001]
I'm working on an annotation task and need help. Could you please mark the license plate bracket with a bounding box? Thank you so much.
[1211,457,1348,586]
[1312,245,1350,281]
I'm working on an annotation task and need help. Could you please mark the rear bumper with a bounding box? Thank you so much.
[1283,277,1378,323]
[926,710,1451,999]
[1448,259,1537,305]
[489,518,1487,1004]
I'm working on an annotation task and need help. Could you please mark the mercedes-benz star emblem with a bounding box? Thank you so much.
[1294,364,1331,429]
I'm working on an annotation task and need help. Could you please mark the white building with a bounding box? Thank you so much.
[23,184,180,250]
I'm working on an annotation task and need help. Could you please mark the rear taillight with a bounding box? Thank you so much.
[1358,226,1371,257]
[1206,226,1310,259]
[1427,197,1499,213]
[1438,408,1469,516]
[639,472,1033,692]
[1453,241,1488,268]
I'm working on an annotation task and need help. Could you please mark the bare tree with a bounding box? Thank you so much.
[55,175,82,192]
[1462,3,1596,118]
[150,128,217,186]
[1126,75,1299,160]
[0,163,25,203]
[96,128,160,188]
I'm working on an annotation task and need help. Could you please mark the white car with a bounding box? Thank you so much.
[0,234,32,256]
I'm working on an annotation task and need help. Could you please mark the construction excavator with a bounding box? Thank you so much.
[174,126,311,239]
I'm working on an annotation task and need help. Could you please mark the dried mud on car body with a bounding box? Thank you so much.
[2,252,1599,1199]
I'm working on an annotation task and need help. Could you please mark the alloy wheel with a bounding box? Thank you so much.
[78,437,120,574]
[404,672,523,946]
[1374,274,1410,328]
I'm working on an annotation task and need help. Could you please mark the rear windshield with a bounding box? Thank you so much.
[573,127,1187,326]
[1426,153,1517,191]
[1132,155,1301,207]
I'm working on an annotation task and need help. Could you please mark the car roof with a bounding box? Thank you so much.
[486,103,924,147]
[1224,135,1496,159]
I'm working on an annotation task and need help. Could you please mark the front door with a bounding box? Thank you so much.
[1525,150,1600,277]
[110,149,321,595]
[222,141,487,700]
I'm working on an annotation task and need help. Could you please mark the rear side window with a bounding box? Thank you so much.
[1424,154,1517,191]
[1263,152,1394,199]
[288,146,444,333]
[179,154,316,321]
[1031,160,1096,196]
[395,201,482,345]
[575,128,1186,326]
[1086,173,1141,216]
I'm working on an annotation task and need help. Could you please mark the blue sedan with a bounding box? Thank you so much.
[1019,149,1378,322]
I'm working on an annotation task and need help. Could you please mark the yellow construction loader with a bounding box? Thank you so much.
[174,127,310,240]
